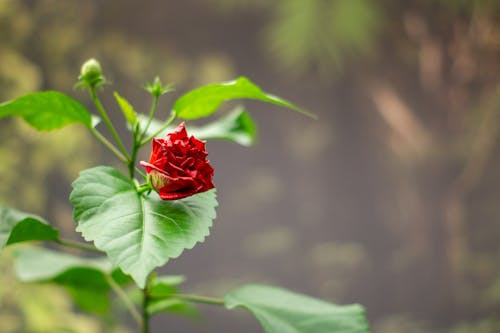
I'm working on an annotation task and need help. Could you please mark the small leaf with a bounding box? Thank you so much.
[149,275,186,297]
[113,91,138,126]
[138,107,257,147]
[0,207,59,248]
[192,107,257,146]
[225,284,370,333]
[70,166,217,288]
[173,77,315,120]
[147,275,199,318]
[13,246,127,314]
[0,91,92,130]
[147,298,200,318]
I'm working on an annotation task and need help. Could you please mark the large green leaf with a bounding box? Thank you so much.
[173,77,315,120]
[0,91,92,130]
[70,166,217,288]
[13,246,128,314]
[225,285,370,333]
[138,107,257,146]
[0,207,59,248]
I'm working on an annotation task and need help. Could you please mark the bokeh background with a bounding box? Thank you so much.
[1,0,500,332]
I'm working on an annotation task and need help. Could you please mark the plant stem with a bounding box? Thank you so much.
[135,167,147,179]
[89,127,128,163]
[149,293,225,306]
[128,140,138,178]
[142,285,150,333]
[140,112,176,146]
[89,87,130,159]
[105,275,142,326]
[137,183,151,194]
[140,95,159,142]
[57,239,104,254]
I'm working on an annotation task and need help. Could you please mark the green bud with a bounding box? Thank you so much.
[77,58,105,88]
[145,76,174,97]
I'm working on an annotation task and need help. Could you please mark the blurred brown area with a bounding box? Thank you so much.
[1,0,500,332]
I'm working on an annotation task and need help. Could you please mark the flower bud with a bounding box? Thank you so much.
[145,76,174,97]
[78,58,104,88]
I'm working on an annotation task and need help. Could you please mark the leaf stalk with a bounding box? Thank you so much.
[105,275,142,326]
[140,95,160,142]
[140,112,177,146]
[149,293,225,306]
[57,239,104,254]
[89,87,130,159]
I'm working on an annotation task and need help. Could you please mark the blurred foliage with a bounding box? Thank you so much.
[373,314,432,333]
[267,0,381,76]
[449,318,500,333]
[306,242,366,300]
[217,0,500,332]
[0,1,167,332]
[0,249,130,333]
[0,116,95,215]
[215,0,381,77]
[0,1,236,331]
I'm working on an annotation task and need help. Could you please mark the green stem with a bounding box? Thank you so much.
[89,127,128,163]
[105,275,142,326]
[137,183,151,194]
[128,140,138,179]
[142,285,150,333]
[57,239,104,254]
[135,167,147,179]
[140,95,159,142]
[89,87,130,159]
[149,293,225,306]
[140,112,176,146]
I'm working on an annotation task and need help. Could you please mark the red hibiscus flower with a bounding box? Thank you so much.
[140,123,214,200]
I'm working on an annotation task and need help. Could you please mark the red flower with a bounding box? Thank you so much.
[140,123,214,200]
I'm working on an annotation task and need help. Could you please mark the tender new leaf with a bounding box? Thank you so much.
[114,91,138,126]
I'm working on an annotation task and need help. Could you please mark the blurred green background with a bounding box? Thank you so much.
[1,0,500,332]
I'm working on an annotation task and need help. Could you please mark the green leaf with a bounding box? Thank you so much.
[14,246,110,281]
[147,298,200,318]
[0,91,92,130]
[147,275,199,318]
[173,77,315,120]
[13,246,126,314]
[138,107,257,147]
[149,275,186,297]
[225,285,370,333]
[113,91,137,126]
[0,207,59,248]
[70,166,217,288]
[192,107,257,146]
[65,287,109,314]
